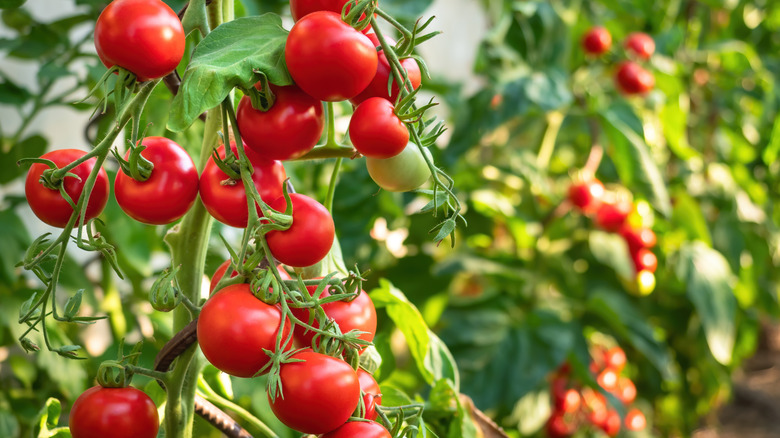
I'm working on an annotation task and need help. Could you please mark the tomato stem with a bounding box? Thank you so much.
[197,376,279,438]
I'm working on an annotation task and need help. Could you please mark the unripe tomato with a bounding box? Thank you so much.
[615,61,655,95]
[624,32,655,59]
[25,149,109,228]
[236,85,324,161]
[625,408,647,431]
[349,97,409,159]
[321,421,391,438]
[269,350,360,434]
[636,270,656,296]
[568,179,605,214]
[115,137,199,225]
[620,224,657,253]
[285,11,378,102]
[94,0,184,81]
[265,194,335,268]
[197,284,290,377]
[601,409,621,437]
[546,411,576,438]
[350,33,422,106]
[366,143,431,192]
[69,386,158,438]
[616,376,637,404]
[633,248,658,273]
[357,369,382,420]
[595,200,632,231]
[582,26,612,55]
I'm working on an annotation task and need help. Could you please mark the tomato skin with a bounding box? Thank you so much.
[69,386,158,438]
[350,33,422,106]
[616,376,637,404]
[115,137,198,225]
[291,284,377,349]
[25,149,109,228]
[349,97,409,159]
[597,368,619,392]
[366,143,431,192]
[615,61,655,95]
[269,350,360,434]
[285,11,378,102]
[582,26,612,55]
[625,408,647,431]
[624,32,655,59]
[601,410,621,437]
[236,85,324,161]
[94,0,184,81]
[209,259,292,294]
[603,346,627,372]
[265,194,335,268]
[546,411,576,438]
[620,225,657,254]
[197,284,290,378]
[357,369,381,420]
[595,200,632,232]
[199,143,286,228]
[321,421,391,438]
[568,179,605,214]
[290,0,369,26]
[632,248,658,273]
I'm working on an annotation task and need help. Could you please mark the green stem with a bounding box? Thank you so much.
[536,110,565,170]
[292,145,355,161]
[197,376,279,438]
[325,158,342,212]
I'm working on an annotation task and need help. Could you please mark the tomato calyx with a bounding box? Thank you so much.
[342,0,375,32]
[96,340,145,388]
[149,266,184,313]
[18,157,80,192]
[112,141,154,182]
[239,76,277,112]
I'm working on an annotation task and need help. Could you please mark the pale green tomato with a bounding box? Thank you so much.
[365,143,431,192]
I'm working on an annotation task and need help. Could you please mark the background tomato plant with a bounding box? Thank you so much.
[1,0,779,437]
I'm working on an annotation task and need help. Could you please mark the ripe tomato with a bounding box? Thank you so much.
[601,410,621,437]
[603,346,627,372]
[568,179,604,214]
[285,11,378,102]
[349,97,409,159]
[620,225,657,253]
[197,284,290,377]
[357,369,381,420]
[209,259,292,294]
[265,194,335,267]
[545,411,576,438]
[365,143,431,192]
[69,386,158,438]
[555,388,581,414]
[583,389,608,427]
[632,248,658,273]
[94,0,184,81]
[236,85,324,161]
[615,61,655,95]
[115,137,198,225]
[321,421,391,438]
[269,350,360,434]
[290,0,370,29]
[625,408,647,431]
[595,200,632,232]
[199,142,286,228]
[582,26,612,55]
[350,33,422,106]
[616,376,637,404]
[624,32,655,59]
[597,368,619,391]
[25,149,109,228]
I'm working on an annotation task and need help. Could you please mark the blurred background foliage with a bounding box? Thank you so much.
[1,0,780,437]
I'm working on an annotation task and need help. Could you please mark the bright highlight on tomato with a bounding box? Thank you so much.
[69,386,159,438]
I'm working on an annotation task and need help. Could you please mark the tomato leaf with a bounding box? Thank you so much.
[0,134,47,184]
[168,14,292,132]
[31,398,72,438]
[588,231,634,279]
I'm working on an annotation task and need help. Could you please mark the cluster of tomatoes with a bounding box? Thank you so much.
[582,26,656,95]
[547,347,648,438]
[569,177,658,295]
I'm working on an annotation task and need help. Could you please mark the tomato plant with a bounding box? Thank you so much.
[350,33,422,105]
[357,368,381,420]
[68,386,158,438]
[265,193,335,267]
[350,97,409,159]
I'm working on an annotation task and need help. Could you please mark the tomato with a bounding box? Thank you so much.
[349,97,409,159]
[568,179,604,214]
[581,26,612,55]
[365,143,431,192]
[603,346,626,372]
[555,388,581,414]
[632,248,657,273]
[595,200,632,232]
[115,137,198,225]
[236,85,324,161]
[545,411,576,438]
[615,376,636,404]
[597,368,618,391]
[269,350,360,434]
[200,142,287,228]
[197,284,290,377]
[350,33,422,106]
[615,61,655,95]
[620,225,657,254]
[285,11,378,102]
[69,386,158,438]
[321,421,391,438]
[601,410,621,437]
[209,259,292,294]
[625,408,647,431]
[94,0,184,81]
[624,32,655,59]
[636,270,656,296]
[357,369,381,420]
[265,194,335,268]
[290,0,370,30]
[583,389,608,427]
[25,149,109,228]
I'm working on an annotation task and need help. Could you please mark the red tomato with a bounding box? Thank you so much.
[94,0,184,81]
[620,225,657,254]
[115,137,198,225]
[601,410,621,437]
[568,179,605,214]
[209,259,292,294]
[236,85,324,161]
[603,346,627,372]
[350,33,422,106]
[197,284,290,377]
[290,0,370,30]
[69,386,158,438]
[595,200,632,232]
[349,97,409,159]
[616,376,637,404]
[633,248,658,273]
[199,142,286,228]
[584,389,608,428]
[582,26,612,55]
[25,149,109,228]
[624,32,655,59]
[357,369,381,420]
[269,350,360,434]
[625,408,647,431]
[615,61,655,95]
[285,11,378,102]
[597,368,619,391]
[321,421,391,438]
[545,411,576,438]
[265,194,335,267]
[556,389,581,414]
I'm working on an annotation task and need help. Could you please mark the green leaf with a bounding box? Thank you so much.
[676,242,737,365]
[589,231,633,279]
[9,355,37,388]
[671,190,712,245]
[0,407,20,438]
[659,96,700,160]
[168,14,291,131]
[8,24,58,59]
[0,208,30,285]
[0,134,47,184]
[0,0,25,9]
[762,115,780,165]
[0,78,31,105]
[601,104,671,217]
[31,398,63,437]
